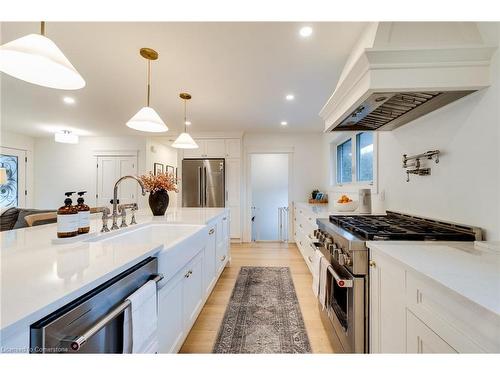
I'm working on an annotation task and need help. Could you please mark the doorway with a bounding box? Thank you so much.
[250,153,289,242]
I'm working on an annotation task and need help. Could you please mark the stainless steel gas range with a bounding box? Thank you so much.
[313,210,482,354]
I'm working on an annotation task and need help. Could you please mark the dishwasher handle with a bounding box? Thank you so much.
[67,273,163,352]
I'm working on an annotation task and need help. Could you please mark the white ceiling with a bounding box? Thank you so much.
[1,22,366,138]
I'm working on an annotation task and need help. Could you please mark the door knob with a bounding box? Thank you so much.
[369,260,376,268]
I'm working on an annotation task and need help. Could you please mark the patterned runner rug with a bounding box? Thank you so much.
[213,266,312,353]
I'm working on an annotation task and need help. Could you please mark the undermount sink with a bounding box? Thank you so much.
[84,223,205,246]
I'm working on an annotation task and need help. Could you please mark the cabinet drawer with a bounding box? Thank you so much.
[406,271,497,353]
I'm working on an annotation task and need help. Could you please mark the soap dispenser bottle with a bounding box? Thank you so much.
[57,192,78,238]
[76,191,91,234]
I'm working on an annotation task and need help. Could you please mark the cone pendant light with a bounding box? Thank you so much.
[0,22,85,90]
[172,93,198,149]
[126,48,168,133]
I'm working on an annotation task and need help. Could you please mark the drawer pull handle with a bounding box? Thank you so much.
[184,270,193,278]
[299,224,303,228]
[369,260,376,268]
[209,228,215,235]
[223,217,227,221]
[307,256,313,263]
[220,255,226,261]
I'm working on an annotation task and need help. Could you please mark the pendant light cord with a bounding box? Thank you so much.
[184,99,187,132]
[41,21,45,36]
[146,59,151,107]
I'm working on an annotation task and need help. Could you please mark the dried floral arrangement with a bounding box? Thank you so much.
[139,172,179,193]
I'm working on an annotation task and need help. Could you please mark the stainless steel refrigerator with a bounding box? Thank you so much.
[182,159,225,207]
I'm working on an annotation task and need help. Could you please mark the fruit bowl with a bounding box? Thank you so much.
[333,200,359,212]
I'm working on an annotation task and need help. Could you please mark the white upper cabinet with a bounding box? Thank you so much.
[183,139,241,159]
[204,139,226,158]
[182,144,205,159]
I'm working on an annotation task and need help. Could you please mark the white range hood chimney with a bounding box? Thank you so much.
[320,22,496,132]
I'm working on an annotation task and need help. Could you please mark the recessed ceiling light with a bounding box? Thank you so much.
[280,121,288,126]
[285,94,295,101]
[299,26,313,38]
[184,120,192,126]
[63,96,75,104]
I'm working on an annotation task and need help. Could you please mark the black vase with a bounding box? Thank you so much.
[148,189,169,216]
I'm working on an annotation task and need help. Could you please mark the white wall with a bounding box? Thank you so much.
[145,139,179,207]
[250,153,288,241]
[0,130,35,207]
[34,136,147,209]
[321,24,500,240]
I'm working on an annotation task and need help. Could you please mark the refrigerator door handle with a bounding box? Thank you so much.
[204,167,207,206]
[198,166,202,206]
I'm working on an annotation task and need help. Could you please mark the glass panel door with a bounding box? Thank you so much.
[0,147,26,208]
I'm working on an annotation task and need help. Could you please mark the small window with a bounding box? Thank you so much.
[356,132,373,182]
[336,139,352,184]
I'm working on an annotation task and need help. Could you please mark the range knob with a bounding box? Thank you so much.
[313,229,320,238]
[324,236,333,246]
[338,253,346,266]
[344,255,352,267]
[327,243,336,253]
[333,247,341,261]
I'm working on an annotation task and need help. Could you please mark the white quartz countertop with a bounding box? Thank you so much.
[366,241,500,316]
[0,206,227,336]
[295,202,385,217]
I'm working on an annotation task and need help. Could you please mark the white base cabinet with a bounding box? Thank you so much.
[293,204,321,273]
[406,310,457,353]
[369,247,499,353]
[157,270,185,353]
[157,212,230,353]
[203,224,217,295]
[369,249,406,353]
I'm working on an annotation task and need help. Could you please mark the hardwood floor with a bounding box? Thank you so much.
[179,242,335,353]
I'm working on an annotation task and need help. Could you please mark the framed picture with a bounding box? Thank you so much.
[166,165,175,176]
[154,163,164,175]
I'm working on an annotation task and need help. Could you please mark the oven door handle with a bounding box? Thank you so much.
[327,265,353,288]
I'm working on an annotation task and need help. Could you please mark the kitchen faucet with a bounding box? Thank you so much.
[109,175,148,230]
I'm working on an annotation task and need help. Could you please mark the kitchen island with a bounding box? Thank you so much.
[0,207,230,353]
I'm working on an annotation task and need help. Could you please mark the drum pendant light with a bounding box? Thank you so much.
[126,48,168,133]
[172,93,198,149]
[0,22,85,90]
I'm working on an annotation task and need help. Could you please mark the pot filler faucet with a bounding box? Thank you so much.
[97,175,148,232]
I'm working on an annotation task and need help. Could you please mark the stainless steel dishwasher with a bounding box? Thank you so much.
[30,257,162,353]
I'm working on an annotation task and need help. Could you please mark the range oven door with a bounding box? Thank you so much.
[326,259,366,353]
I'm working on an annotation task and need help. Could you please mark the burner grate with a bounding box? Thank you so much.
[329,213,478,241]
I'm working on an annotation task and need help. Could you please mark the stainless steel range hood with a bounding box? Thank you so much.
[320,23,496,132]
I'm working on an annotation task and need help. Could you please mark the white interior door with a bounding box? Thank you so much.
[96,156,138,206]
[0,147,26,208]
